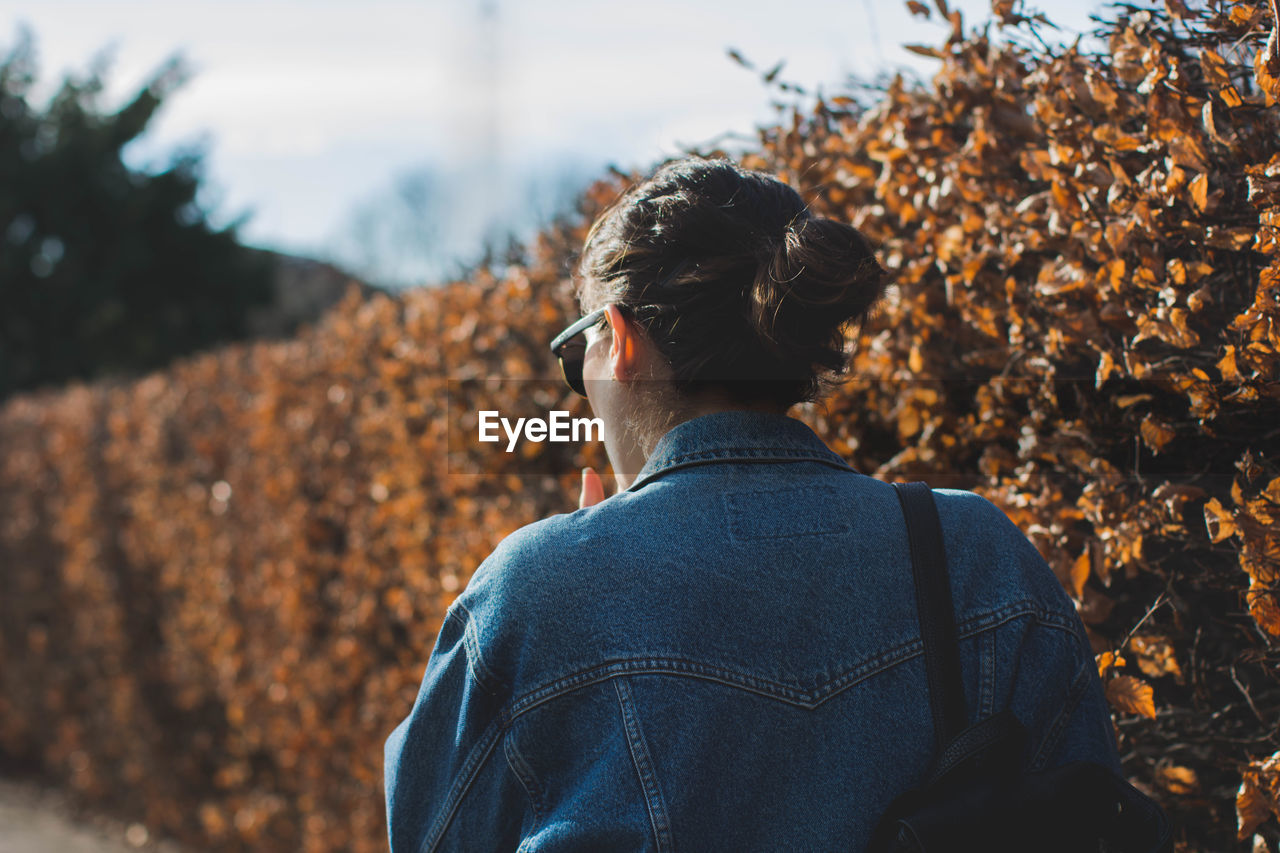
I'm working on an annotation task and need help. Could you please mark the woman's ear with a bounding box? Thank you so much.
[604,303,639,381]
[603,303,671,384]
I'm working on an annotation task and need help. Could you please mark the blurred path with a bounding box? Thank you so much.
[0,778,181,853]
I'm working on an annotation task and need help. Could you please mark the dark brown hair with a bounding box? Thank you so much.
[576,156,891,410]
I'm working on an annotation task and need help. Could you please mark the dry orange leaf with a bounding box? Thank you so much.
[1095,350,1117,390]
[1237,754,1280,840]
[1263,477,1280,505]
[1219,345,1243,382]
[1096,650,1126,677]
[904,44,944,59]
[1156,763,1199,796]
[1205,497,1238,543]
[1190,172,1210,211]
[1070,549,1090,599]
[1128,634,1183,680]
[1246,579,1280,637]
[1140,415,1177,454]
[1105,674,1157,718]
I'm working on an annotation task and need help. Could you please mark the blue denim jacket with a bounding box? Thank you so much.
[384,410,1122,852]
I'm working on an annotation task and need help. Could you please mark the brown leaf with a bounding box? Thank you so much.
[1085,69,1119,111]
[1263,476,1280,505]
[1095,350,1117,390]
[1096,650,1126,677]
[1237,767,1275,840]
[1204,225,1256,250]
[1140,415,1177,454]
[1156,763,1199,795]
[1105,674,1156,718]
[1204,497,1238,543]
[1070,549,1090,599]
[1200,48,1232,92]
[1247,579,1280,637]
[1128,634,1183,680]
[1172,133,1208,171]
[1190,172,1209,212]
[904,44,944,59]
[1217,343,1243,385]
[1202,99,1236,148]
[1115,393,1153,409]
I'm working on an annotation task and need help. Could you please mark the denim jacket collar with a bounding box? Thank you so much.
[624,409,857,493]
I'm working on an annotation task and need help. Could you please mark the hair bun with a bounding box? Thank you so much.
[748,215,890,372]
[576,156,893,409]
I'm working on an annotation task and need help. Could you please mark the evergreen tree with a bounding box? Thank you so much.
[0,28,275,401]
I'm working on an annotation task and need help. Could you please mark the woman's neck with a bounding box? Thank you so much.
[614,393,788,489]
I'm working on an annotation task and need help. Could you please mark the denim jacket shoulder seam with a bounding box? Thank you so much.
[503,730,545,826]
[1027,650,1095,771]
[452,601,509,695]
[419,718,507,853]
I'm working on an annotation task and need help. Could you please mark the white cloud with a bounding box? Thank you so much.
[0,0,1110,280]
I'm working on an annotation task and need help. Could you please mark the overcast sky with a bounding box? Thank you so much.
[1,0,1113,287]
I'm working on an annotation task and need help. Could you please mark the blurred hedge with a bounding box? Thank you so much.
[2,1,1279,850]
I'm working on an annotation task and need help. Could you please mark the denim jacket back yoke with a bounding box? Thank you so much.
[384,409,1122,852]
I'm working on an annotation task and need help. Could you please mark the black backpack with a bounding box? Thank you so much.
[868,482,1174,853]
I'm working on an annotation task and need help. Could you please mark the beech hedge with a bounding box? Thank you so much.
[1,1,1278,850]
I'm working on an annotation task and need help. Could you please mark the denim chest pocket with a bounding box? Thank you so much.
[723,484,850,542]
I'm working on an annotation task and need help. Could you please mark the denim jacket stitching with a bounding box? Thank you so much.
[661,446,847,466]
[614,677,675,852]
[503,731,546,826]
[420,719,506,853]
[389,412,1115,851]
[502,602,1078,722]
[416,607,1079,850]
[627,453,857,492]
[979,628,996,718]
[1027,652,1094,771]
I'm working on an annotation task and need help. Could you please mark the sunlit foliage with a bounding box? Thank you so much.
[1,1,1277,850]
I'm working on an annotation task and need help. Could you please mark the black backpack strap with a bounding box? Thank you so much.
[893,481,967,747]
